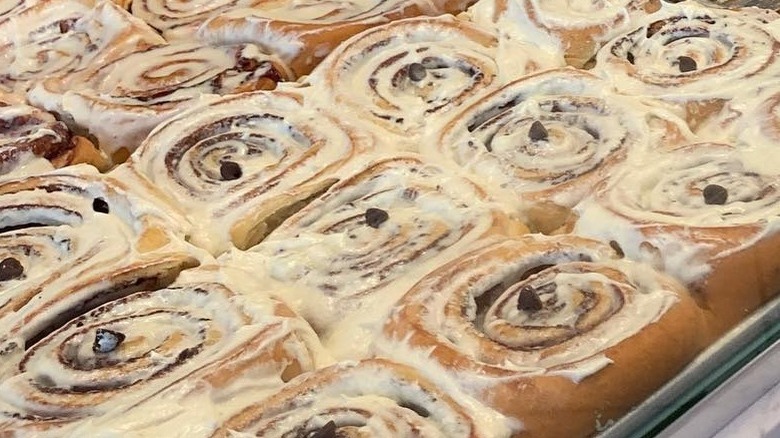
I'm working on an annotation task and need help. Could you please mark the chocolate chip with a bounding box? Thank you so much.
[408,63,427,82]
[528,121,549,142]
[517,286,543,312]
[365,208,389,228]
[92,198,109,214]
[398,401,431,418]
[609,240,625,258]
[58,21,71,33]
[626,52,635,65]
[220,161,243,181]
[677,56,697,73]
[308,421,337,438]
[235,55,259,72]
[93,329,126,354]
[703,184,728,205]
[0,258,24,281]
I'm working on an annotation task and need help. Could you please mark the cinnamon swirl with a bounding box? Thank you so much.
[305,14,559,149]
[30,42,293,165]
[0,101,107,177]
[0,265,325,435]
[0,0,164,97]
[229,155,529,357]
[127,90,371,255]
[594,1,780,130]
[575,141,780,335]
[195,0,480,76]
[380,234,709,438]
[466,0,660,68]
[212,358,513,438]
[0,165,202,379]
[428,68,687,212]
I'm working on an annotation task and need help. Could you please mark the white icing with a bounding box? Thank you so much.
[223,155,520,357]
[129,90,369,255]
[465,0,646,63]
[0,264,329,433]
[0,165,206,380]
[426,68,657,208]
[303,14,561,151]
[574,142,780,284]
[28,42,289,161]
[593,1,780,100]
[215,360,514,438]
[378,236,680,383]
[0,0,164,95]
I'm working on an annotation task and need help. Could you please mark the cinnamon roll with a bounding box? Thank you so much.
[466,0,660,67]
[195,0,480,76]
[29,42,293,165]
[575,142,780,336]
[230,155,529,357]
[0,101,107,177]
[428,68,685,211]
[305,15,558,149]
[0,265,325,435]
[127,90,371,255]
[593,1,780,130]
[0,0,164,97]
[0,165,202,378]
[380,234,709,438]
[212,358,513,438]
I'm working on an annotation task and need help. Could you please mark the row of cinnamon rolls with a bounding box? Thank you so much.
[0,0,779,437]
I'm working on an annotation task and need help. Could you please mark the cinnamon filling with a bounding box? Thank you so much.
[398,400,431,418]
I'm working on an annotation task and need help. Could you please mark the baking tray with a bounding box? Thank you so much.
[599,293,780,438]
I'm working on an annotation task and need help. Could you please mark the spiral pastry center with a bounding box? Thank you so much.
[36,311,207,392]
[483,264,625,350]
[170,114,308,195]
[608,146,780,226]
[463,95,628,188]
[371,55,485,117]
